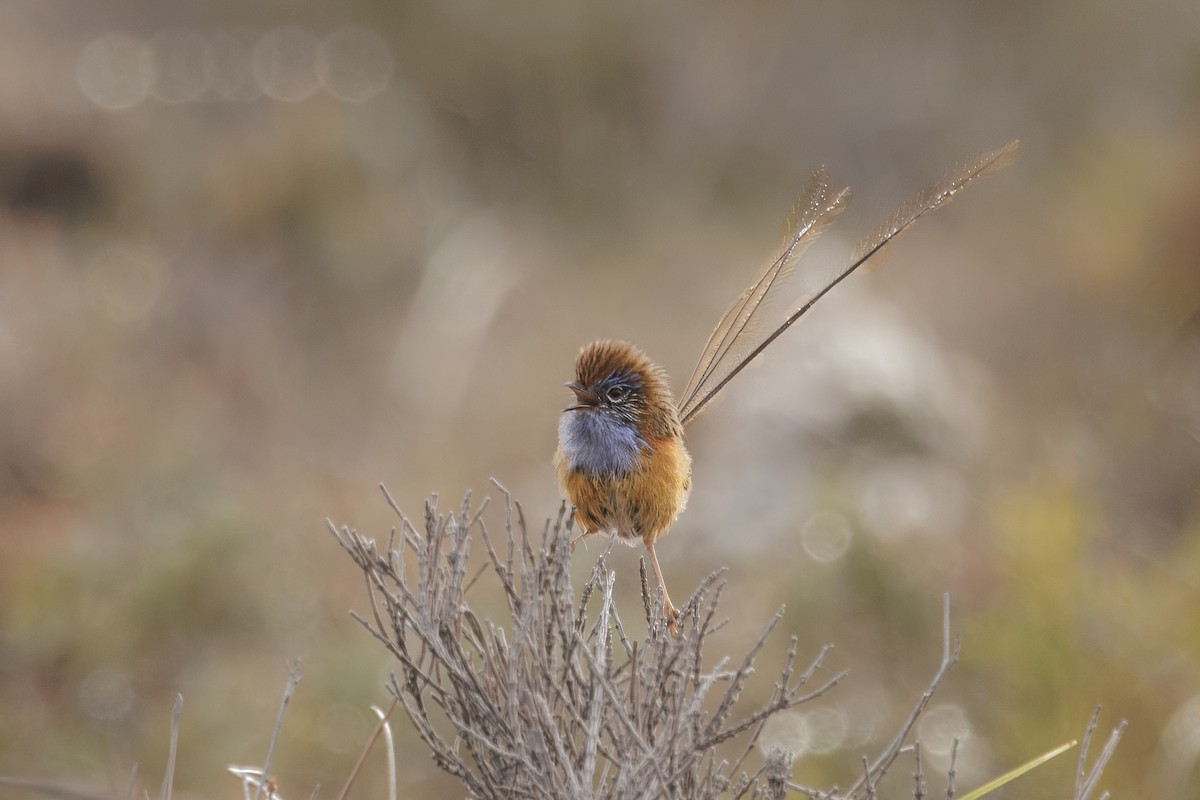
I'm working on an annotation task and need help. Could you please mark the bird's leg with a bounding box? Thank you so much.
[644,540,680,635]
[567,505,588,551]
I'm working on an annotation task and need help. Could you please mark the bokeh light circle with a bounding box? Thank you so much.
[801,510,853,563]
[918,703,972,756]
[252,27,320,103]
[149,29,213,104]
[76,33,153,110]
[317,27,392,102]
[802,707,849,754]
[759,707,849,756]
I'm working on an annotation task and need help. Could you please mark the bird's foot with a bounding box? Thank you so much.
[665,603,680,636]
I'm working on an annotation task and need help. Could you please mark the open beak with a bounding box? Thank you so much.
[562,381,599,412]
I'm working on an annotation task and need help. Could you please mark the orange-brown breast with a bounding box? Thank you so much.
[555,433,691,545]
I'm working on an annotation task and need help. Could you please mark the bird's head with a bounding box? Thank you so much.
[563,340,680,440]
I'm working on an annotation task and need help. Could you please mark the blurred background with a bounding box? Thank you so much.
[1,0,1198,797]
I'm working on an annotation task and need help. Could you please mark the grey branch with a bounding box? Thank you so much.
[328,483,839,799]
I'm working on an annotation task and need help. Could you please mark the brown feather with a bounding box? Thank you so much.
[678,170,849,425]
[677,139,1020,427]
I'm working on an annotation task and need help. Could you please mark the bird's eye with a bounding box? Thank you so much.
[605,385,629,403]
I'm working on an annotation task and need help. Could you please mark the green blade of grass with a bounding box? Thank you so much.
[958,739,1078,800]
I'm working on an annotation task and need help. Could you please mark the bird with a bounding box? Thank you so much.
[554,140,1020,633]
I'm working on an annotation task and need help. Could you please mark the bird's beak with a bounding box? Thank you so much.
[562,381,598,412]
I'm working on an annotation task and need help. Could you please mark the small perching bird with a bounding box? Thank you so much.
[555,141,1021,633]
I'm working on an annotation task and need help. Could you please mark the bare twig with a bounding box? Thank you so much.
[1075,707,1126,800]
[332,698,398,800]
[159,694,183,800]
[848,594,958,799]
[1075,706,1101,798]
[913,741,926,800]
[372,704,398,800]
[124,763,138,800]
[330,486,838,799]
[330,491,1121,800]
[946,738,960,800]
[252,662,301,800]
